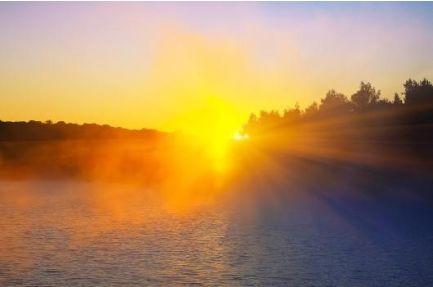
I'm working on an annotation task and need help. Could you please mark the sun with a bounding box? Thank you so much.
[233,131,249,141]
[196,125,240,173]
[167,96,245,172]
[161,94,253,177]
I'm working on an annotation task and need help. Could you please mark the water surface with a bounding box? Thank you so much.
[0,180,432,286]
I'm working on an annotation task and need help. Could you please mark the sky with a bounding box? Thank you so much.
[1,2,433,134]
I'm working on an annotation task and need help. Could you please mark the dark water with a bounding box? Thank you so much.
[0,180,432,286]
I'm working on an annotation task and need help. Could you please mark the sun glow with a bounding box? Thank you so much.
[233,132,249,141]
[166,96,245,172]
[193,124,239,174]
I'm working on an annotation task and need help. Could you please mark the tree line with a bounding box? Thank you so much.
[244,78,433,140]
[0,120,163,141]
[242,79,433,174]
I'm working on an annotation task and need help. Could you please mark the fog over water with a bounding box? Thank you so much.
[1,180,432,286]
[2,2,433,285]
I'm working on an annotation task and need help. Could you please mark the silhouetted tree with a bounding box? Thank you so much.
[404,78,433,105]
[305,102,318,116]
[319,90,351,115]
[351,82,381,111]
[282,104,301,124]
[393,93,403,105]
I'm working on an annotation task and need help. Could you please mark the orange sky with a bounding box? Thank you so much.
[1,2,433,136]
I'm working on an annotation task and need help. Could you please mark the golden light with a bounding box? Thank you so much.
[165,96,246,173]
[142,96,251,213]
[233,132,249,141]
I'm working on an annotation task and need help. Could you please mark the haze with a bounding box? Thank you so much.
[1,2,433,135]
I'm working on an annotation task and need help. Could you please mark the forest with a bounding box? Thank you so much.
[237,79,433,198]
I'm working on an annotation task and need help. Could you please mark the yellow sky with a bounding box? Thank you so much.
[1,3,433,136]
[0,18,298,136]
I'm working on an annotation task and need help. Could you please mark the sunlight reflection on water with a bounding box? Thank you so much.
[0,180,432,286]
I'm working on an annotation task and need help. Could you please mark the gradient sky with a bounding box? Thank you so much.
[1,2,433,133]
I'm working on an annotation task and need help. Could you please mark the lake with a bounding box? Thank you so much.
[0,180,432,286]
